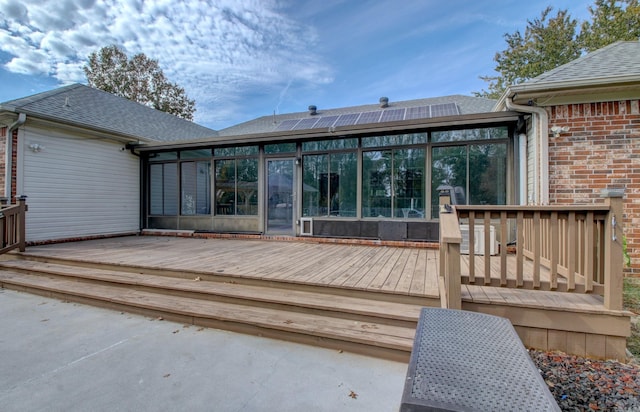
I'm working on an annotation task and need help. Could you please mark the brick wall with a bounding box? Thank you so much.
[547,100,640,275]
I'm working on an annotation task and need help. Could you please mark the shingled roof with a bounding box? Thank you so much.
[513,41,640,91]
[0,84,218,142]
[218,95,496,137]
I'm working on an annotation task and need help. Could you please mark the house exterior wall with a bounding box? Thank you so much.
[0,127,5,196]
[546,99,640,274]
[18,125,140,242]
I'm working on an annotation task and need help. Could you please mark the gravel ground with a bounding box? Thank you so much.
[530,350,640,411]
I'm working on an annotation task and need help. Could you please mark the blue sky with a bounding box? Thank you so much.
[0,0,593,130]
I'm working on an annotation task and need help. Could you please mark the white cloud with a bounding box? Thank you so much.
[0,0,333,127]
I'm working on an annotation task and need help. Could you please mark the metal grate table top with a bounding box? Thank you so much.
[400,308,559,412]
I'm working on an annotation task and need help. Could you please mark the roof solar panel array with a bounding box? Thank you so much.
[273,103,460,132]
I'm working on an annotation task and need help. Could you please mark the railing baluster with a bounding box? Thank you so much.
[468,211,475,283]
[484,212,491,285]
[567,211,576,291]
[550,212,558,290]
[533,211,541,289]
[585,211,594,292]
[500,211,507,286]
[516,211,524,287]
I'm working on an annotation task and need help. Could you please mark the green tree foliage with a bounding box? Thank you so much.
[475,1,640,99]
[84,45,195,121]
[579,0,640,52]
[475,7,580,99]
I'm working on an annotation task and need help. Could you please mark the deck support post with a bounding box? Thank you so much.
[16,195,27,252]
[601,189,624,310]
[439,207,462,310]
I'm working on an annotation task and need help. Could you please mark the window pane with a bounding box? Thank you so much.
[181,161,211,215]
[302,138,357,152]
[214,146,258,157]
[196,162,211,214]
[331,152,357,217]
[264,142,296,154]
[149,164,163,215]
[181,149,211,159]
[362,150,392,218]
[237,158,258,215]
[431,146,468,218]
[362,133,427,148]
[432,127,508,143]
[181,162,197,215]
[469,143,507,205]
[215,160,236,215]
[394,148,425,218]
[163,163,178,215]
[150,151,178,161]
[302,154,328,217]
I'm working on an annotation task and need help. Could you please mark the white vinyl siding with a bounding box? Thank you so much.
[19,126,140,242]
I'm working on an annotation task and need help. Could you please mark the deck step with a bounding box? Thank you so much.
[0,259,421,361]
[0,259,425,326]
[8,251,439,306]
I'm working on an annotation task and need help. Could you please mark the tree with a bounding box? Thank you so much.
[578,0,640,52]
[475,7,580,99]
[84,45,195,121]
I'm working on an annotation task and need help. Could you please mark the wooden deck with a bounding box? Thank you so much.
[0,235,632,361]
[16,235,442,299]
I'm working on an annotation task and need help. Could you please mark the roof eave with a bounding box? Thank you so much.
[138,111,522,151]
[0,107,155,144]
[494,75,640,110]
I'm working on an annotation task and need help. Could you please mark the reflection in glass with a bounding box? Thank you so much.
[362,149,425,218]
[149,163,178,215]
[215,158,258,215]
[431,143,507,218]
[181,161,211,215]
[302,153,357,217]
[267,159,295,233]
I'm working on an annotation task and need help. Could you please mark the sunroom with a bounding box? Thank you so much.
[140,110,522,242]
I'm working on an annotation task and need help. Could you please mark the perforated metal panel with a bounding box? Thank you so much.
[401,308,559,412]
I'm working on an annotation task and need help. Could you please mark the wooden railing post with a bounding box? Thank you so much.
[601,189,624,310]
[16,195,27,252]
[439,207,462,310]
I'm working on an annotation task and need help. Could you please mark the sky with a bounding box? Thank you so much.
[0,0,594,131]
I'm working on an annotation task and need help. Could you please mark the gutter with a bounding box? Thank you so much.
[5,113,26,199]
[504,94,549,205]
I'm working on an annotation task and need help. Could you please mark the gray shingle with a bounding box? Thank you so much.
[218,95,496,136]
[523,41,640,86]
[0,84,217,142]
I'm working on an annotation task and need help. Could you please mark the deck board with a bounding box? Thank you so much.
[18,235,609,307]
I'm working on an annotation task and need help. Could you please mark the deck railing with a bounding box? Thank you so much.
[439,189,624,311]
[0,196,27,255]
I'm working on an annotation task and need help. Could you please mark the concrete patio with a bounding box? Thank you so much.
[0,288,407,411]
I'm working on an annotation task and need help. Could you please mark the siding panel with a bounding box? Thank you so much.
[21,126,140,241]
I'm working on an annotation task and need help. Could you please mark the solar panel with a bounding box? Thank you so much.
[274,119,301,131]
[274,102,461,133]
[380,108,406,123]
[334,113,360,127]
[356,111,382,125]
[292,117,320,130]
[312,115,339,129]
[405,105,431,120]
[430,103,460,117]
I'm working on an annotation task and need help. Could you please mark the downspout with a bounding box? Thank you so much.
[518,133,527,205]
[6,113,26,199]
[505,97,549,204]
